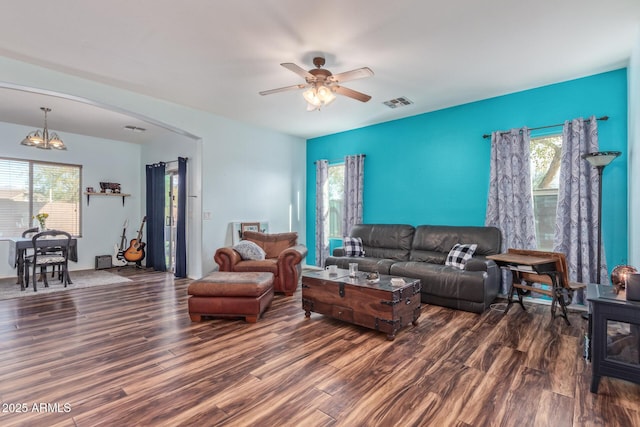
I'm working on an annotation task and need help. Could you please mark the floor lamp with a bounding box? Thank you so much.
[581,151,621,284]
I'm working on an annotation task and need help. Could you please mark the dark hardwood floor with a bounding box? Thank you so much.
[1,267,639,426]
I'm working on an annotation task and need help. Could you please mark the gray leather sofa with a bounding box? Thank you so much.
[325,224,502,313]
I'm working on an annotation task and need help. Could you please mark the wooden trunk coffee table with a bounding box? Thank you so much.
[301,268,421,340]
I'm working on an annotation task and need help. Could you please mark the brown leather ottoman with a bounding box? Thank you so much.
[187,272,274,323]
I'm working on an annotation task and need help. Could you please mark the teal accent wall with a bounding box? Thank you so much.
[306,69,628,271]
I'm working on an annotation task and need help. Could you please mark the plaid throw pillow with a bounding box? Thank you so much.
[445,243,477,269]
[343,236,365,257]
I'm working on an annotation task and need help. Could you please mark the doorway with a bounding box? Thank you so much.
[165,170,179,273]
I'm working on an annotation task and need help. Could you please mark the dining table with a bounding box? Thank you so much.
[6,236,78,291]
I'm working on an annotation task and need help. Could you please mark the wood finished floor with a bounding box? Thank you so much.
[1,268,639,427]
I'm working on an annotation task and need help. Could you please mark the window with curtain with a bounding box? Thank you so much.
[0,157,81,236]
[328,163,344,239]
[530,134,562,250]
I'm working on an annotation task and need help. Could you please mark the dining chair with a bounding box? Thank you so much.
[22,226,66,280]
[22,227,39,237]
[24,230,72,292]
[16,227,40,286]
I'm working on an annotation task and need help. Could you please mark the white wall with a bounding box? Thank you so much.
[0,56,307,279]
[629,27,640,267]
[199,119,306,274]
[0,121,141,278]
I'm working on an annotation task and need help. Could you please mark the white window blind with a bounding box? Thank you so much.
[0,157,81,237]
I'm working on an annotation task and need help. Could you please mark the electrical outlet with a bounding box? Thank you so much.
[203,211,211,220]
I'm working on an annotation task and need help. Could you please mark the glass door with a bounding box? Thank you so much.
[164,171,179,272]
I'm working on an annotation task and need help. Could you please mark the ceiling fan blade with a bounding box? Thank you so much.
[281,63,315,80]
[259,83,308,96]
[328,67,374,83]
[333,85,372,102]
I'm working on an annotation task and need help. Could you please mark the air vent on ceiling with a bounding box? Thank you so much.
[383,96,413,109]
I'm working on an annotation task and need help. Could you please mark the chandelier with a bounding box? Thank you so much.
[20,107,66,150]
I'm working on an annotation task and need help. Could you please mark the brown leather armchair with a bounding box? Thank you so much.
[214,231,308,296]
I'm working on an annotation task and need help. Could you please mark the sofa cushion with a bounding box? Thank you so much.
[233,240,266,260]
[445,243,477,269]
[343,236,365,257]
[233,258,278,274]
[390,261,488,303]
[349,224,415,261]
[410,225,501,261]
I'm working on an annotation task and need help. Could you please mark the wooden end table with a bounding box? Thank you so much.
[587,283,640,393]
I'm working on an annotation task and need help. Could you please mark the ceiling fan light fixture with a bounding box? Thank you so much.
[317,85,336,104]
[303,84,336,111]
[260,57,373,109]
[303,87,319,105]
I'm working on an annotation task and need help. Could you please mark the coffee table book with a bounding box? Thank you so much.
[301,269,421,340]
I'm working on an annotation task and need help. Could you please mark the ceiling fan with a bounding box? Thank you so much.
[259,57,374,111]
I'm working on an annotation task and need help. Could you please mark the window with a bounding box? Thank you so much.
[328,163,344,238]
[530,135,562,250]
[0,157,82,237]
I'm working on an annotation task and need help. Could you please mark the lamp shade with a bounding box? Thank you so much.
[48,133,66,150]
[581,151,621,167]
[20,133,36,146]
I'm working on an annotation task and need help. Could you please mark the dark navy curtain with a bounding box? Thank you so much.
[145,162,166,271]
[175,157,187,278]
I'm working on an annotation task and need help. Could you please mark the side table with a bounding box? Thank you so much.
[587,283,640,393]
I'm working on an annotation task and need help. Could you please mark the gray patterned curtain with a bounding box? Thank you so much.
[343,154,365,236]
[554,117,605,299]
[485,128,537,294]
[315,160,329,267]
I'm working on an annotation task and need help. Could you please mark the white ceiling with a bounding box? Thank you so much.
[0,0,639,142]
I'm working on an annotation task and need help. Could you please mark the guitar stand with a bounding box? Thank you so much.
[116,261,145,272]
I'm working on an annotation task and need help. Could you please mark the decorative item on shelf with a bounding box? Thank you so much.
[99,182,121,194]
[20,107,66,150]
[33,212,49,231]
[611,265,638,294]
[86,186,94,193]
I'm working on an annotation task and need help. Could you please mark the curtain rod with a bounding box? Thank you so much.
[313,154,366,164]
[161,157,189,164]
[482,116,609,139]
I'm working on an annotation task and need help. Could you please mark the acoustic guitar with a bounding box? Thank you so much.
[124,216,147,263]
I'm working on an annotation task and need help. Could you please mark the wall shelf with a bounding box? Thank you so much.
[84,192,131,206]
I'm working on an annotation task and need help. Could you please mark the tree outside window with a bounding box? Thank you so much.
[530,135,562,250]
[328,164,344,238]
[0,158,81,236]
